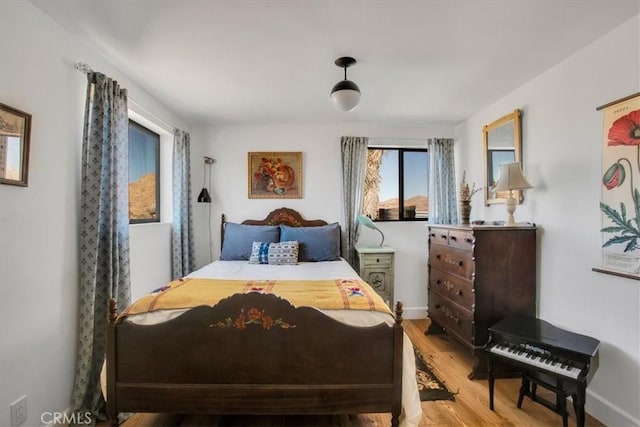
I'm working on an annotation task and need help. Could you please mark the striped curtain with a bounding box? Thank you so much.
[427,138,458,224]
[340,136,368,266]
[70,72,131,420]
[171,129,195,278]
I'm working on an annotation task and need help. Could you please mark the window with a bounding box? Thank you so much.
[128,120,160,223]
[364,148,429,221]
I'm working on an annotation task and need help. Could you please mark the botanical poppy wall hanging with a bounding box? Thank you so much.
[248,152,302,199]
[594,92,640,280]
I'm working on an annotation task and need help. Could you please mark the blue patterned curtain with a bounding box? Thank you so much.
[70,72,131,420]
[427,138,458,224]
[172,129,195,278]
[340,136,368,266]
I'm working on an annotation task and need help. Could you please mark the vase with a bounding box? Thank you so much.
[460,200,471,225]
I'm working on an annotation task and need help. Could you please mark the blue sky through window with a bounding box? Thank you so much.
[129,124,158,182]
[403,151,428,199]
[379,150,428,201]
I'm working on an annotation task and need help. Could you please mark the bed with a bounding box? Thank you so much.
[105,208,422,426]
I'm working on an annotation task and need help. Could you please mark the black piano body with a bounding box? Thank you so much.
[486,315,600,427]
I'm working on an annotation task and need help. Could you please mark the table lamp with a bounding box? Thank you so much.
[357,214,384,247]
[493,162,533,226]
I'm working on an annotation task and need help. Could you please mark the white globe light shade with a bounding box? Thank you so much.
[331,80,360,111]
[330,87,361,112]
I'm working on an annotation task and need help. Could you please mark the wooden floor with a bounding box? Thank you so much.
[102,319,605,427]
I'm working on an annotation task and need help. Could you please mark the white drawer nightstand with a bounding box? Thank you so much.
[354,246,396,308]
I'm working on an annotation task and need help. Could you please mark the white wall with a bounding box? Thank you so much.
[0,1,188,425]
[190,124,453,319]
[455,15,640,426]
[3,1,637,426]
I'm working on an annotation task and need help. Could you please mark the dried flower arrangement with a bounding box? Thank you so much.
[459,171,482,202]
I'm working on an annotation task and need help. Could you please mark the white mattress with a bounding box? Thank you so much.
[121,259,423,426]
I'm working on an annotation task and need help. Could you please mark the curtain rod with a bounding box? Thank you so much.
[368,137,429,148]
[369,137,428,142]
[75,62,177,133]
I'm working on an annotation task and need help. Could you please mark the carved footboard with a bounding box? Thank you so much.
[106,292,403,426]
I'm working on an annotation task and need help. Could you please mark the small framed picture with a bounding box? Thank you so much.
[0,103,32,187]
[248,152,302,199]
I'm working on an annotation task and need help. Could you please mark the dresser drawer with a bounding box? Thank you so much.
[428,292,473,344]
[447,229,474,251]
[429,268,474,310]
[428,229,450,246]
[429,244,474,280]
[361,253,393,267]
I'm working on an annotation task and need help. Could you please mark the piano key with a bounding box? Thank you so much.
[488,343,583,379]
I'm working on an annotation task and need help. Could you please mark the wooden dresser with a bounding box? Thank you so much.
[426,224,537,379]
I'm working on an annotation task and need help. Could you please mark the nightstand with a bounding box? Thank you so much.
[354,246,396,307]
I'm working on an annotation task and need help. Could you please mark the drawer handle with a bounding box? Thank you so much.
[430,233,436,238]
[436,254,441,259]
[437,304,461,324]
[435,279,442,285]
[456,289,462,296]
[376,258,380,263]
[450,236,457,241]
[440,234,447,240]
[446,311,460,324]
[465,238,473,243]
[456,260,463,266]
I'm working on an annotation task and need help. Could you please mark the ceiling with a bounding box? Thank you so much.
[31,0,639,127]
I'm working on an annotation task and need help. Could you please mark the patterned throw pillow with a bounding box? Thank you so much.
[248,241,299,265]
[249,241,271,264]
[267,241,299,265]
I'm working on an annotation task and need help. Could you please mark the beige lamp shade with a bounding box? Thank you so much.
[494,162,533,191]
[493,162,532,226]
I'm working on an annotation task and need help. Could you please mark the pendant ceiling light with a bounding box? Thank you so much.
[330,57,361,112]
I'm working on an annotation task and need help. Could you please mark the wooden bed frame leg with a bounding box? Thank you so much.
[392,301,403,427]
[391,411,400,427]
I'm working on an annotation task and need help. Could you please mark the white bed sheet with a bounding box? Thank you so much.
[123,259,423,426]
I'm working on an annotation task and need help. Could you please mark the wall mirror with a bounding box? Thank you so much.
[483,109,522,205]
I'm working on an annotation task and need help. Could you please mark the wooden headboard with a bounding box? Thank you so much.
[220,207,329,249]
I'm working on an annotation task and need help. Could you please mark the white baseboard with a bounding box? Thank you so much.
[400,306,427,320]
[587,389,640,427]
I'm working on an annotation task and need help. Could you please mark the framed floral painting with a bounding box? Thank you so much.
[248,152,302,199]
[594,92,640,280]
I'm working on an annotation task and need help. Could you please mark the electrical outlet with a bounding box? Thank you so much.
[10,395,27,427]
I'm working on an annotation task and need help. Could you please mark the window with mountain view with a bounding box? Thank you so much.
[128,120,160,223]
[363,147,428,221]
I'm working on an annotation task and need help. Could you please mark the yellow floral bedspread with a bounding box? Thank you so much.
[122,278,392,316]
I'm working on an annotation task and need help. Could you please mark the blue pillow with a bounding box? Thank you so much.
[221,223,280,260]
[280,223,341,262]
